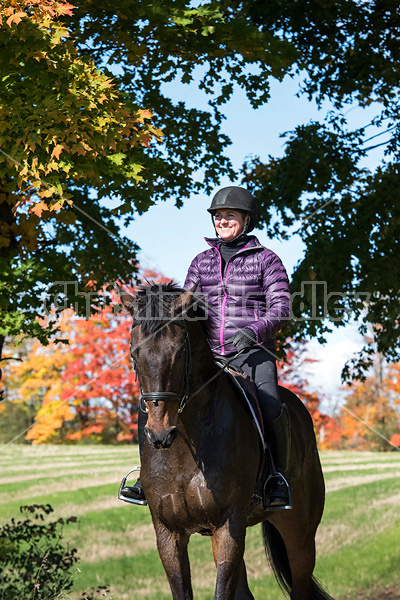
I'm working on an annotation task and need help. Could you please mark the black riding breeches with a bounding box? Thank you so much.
[226,348,281,422]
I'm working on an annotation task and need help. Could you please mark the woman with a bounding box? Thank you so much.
[121,186,291,509]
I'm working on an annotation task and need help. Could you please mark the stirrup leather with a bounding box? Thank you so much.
[118,466,148,506]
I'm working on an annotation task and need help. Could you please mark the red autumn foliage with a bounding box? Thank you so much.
[278,342,340,449]
[389,428,400,448]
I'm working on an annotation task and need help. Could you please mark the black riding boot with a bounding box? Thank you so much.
[265,404,291,509]
[120,405,147,502]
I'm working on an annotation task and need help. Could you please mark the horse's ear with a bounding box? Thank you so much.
[172,283,198,317]
[115,284,138,316]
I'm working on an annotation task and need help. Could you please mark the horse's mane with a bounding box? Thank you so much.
[135,281,206,334]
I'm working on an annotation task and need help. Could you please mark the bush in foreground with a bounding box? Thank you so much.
[0,504,109,600]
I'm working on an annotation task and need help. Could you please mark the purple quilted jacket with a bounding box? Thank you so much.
[184,235,291,356]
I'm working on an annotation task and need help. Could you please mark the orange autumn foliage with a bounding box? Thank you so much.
[390,429,400,448]
[8,313,75,443]
[339,356,400,451]
[8,270,170,443]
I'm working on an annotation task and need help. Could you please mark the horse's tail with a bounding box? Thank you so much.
[261,521,292,595]
[261,521,335,600]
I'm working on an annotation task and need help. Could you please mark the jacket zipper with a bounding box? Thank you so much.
[218,244,253,355]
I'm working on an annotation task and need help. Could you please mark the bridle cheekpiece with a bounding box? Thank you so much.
[132,319,192,414]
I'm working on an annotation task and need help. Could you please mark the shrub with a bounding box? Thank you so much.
[0,504,109,600]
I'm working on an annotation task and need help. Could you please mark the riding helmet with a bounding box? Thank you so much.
[207,186,258,232]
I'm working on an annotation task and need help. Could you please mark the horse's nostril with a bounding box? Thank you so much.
[162,427,178,448]
[145,426,178,449]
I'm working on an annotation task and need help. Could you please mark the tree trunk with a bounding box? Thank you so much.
[0,179,18,397]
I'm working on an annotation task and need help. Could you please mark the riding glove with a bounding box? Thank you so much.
[231,328,257,352]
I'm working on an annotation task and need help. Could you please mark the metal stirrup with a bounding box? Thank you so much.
[118,466,148,506]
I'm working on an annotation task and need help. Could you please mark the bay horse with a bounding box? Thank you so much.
[117,282,333,600]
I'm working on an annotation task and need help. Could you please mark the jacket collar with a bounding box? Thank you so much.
[204,234,262,250]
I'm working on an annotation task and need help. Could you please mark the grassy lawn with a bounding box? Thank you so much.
[1,446,400,599]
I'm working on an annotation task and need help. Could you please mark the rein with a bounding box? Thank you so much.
[132,320,244,413]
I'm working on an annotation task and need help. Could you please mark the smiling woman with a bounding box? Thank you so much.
[214,209,246,242]
[184,186,293,509]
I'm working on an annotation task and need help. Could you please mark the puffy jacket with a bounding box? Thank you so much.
[184,235,291,355]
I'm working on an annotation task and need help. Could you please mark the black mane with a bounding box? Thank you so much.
[135,281,206,334]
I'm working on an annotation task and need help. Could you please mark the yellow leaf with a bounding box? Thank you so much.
[51,144,63,159]
[38,188,55,199]
[50,201,63,212]
[56,3,76,17]
[6,11,27,27]
[30,201,48,217]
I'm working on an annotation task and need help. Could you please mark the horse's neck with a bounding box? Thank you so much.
[183,325,228,427]
[188,323,217,384]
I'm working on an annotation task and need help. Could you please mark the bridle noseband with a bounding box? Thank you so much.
[132,320,192,414]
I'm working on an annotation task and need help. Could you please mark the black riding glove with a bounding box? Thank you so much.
[230,328,257,352]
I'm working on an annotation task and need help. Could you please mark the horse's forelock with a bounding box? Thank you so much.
[135,281,185,333]
[133,281,206,334]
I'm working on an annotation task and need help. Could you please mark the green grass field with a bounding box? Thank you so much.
[1,446,400,600]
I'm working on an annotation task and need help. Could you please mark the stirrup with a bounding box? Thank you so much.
[262,473,292,511]
[118,467,148,506]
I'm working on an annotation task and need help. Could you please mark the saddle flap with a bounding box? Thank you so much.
[217,362,265,447]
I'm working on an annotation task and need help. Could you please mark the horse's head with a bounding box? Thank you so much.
[117,282,199,449]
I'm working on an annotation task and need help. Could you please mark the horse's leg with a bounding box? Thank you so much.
[271,521,317,600]
[152,519,192,600]
[212,535,253,600]
[234,560,255,600]
[212,535,254,600]
[212,515,247,600]
[286,535,317,600]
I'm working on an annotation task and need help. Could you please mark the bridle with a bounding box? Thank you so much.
[131,320,192,414]
[131,320,246,414]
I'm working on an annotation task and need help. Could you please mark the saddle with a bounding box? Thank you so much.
[215,361,265,448]
[216,361,287,511]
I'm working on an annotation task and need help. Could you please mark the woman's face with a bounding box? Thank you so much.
[214,209,245,242]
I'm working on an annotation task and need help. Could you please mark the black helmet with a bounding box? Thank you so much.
[207,186,258,232]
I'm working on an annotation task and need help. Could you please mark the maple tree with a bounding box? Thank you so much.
[0,0,164,386]
[5,299,138,444]
[390,428,400,449]
[4,328,74,444]
[67,1,296,205]
[59,297,139,444]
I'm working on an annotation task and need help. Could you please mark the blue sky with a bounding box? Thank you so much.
[121,73,382,410]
